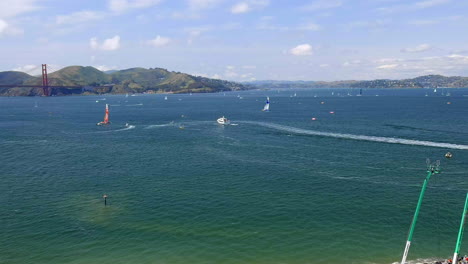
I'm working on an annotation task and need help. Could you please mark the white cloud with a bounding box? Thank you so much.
[0,19,23,36]
[231,2,250,13]
[0,20,8,34]
[377,64,398,69]
[13,64,62,75]
[414,0,450,9]
[94,65,119,72]
[147,35,171,47]
[108,0,162,13]
[13,64,38,73]
[56,11,103,25]
[342,60,362,67]
[0,0,40,18]
[401,44,431,53]
[90,35,121,51]
[231,0,269,14]
[301,0,342,11]
[187,0,222,10]
[290,44,313,56]
[377,0,450,13]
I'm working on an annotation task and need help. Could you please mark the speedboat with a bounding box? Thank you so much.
[217,116,230,125]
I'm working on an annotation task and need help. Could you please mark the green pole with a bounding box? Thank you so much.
[452,193,468,263]
[401,166,439,264]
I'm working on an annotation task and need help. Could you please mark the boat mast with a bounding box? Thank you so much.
[400,159,440,264]
[452,193,468,263]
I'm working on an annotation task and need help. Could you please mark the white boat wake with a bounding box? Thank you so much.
[91,125,136,133]
[242,121,468,150]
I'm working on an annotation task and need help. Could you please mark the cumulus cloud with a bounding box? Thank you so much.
[290,44,313,56]
[56,11,103,25]
[108,0,162,13]
[401,44,431,53]
[90,35,121,51]
[147,35,171,47]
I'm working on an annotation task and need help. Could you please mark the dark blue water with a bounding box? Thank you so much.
[1,88,468,264]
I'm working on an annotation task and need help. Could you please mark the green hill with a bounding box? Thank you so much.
[0,66,246,96]
[246,75,468,89]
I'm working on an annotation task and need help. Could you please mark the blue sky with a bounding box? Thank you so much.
[1,0,467,81]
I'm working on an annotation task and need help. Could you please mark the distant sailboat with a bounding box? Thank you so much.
[125,93,129,98]
[434,88,437,92]
[97,104,110,126]
[164,96,168,100]
[262,97,270,112]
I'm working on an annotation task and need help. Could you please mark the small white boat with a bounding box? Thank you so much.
[217,116,230,125]
[164,96,168,100]
[262,97,270,112]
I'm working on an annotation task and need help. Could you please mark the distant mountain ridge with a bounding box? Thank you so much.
[246,75,468,89]
[0,66,246,96]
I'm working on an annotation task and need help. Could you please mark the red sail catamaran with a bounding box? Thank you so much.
[97,104,110,126]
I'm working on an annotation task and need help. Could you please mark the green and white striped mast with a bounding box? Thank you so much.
[400,159,440,264]
[452,193,468,263]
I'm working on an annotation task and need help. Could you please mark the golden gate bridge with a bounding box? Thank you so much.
[0,64,109,96]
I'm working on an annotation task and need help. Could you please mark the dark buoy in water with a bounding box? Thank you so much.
[103,194,108,206]
[445,152,453,159]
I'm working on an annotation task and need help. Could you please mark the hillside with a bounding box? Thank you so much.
[0,66,246,96]
[246,75,468,89]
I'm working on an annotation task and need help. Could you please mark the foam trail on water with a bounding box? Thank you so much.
[243,121,468,150]
[92,125,136,133]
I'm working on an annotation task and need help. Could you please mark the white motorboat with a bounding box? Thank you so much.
[217,116,230,125]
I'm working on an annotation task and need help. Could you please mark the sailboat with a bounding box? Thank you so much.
[97,104,110,126]
[357,88,362,96]
[262,97,270,112]
[164,96,168,100]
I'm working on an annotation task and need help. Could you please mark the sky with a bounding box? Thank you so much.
[0,0,468,81]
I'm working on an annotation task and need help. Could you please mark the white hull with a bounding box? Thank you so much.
[217,116,230,125]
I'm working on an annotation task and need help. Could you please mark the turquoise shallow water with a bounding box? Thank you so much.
[1,88,468,264]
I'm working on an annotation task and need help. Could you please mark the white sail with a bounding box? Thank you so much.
[262,97,270,111]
